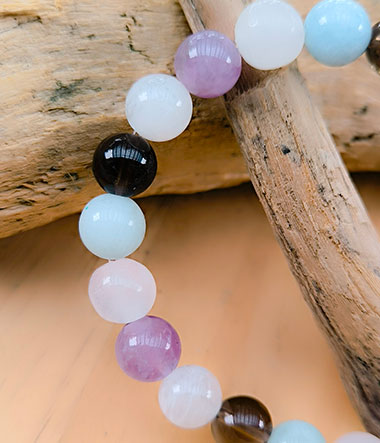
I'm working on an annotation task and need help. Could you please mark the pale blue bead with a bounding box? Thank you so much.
[79,194,146,260]
[268,420,326,443]
[304,0,372,67]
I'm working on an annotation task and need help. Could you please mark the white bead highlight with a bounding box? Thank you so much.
[79,194,146,260]
[234,0,305,70]
[158,365,222,429]
[125,74,193,142]
[88,258,156,323]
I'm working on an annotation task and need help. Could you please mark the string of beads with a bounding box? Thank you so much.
[78,0,380,441]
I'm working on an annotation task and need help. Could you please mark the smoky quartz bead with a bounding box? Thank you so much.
[211,396,273,443]
[367,22,380,74]
[92,133,157,197]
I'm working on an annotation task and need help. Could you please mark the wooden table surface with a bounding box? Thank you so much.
[2,176,380,443]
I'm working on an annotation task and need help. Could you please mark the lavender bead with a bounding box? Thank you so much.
[174,30,242,98]
[115,316,181,382]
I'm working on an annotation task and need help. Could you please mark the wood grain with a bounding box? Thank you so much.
[2,180,376,443]
[179,0,380,434]
[0,0,380,238]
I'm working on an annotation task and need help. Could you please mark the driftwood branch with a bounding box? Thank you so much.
[0,0,380,239]
[178,0,380,435]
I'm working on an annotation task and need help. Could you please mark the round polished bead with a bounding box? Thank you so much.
[125,74,193,142]
[268,420,325,443]
[174,30,242,98]
[234,0,304,70]
[336,432,380,443]
[115,316,181,382]
[79,194,145,260]
[92,133,157,198]
[304,0,372,67]
[88,258,156,323]
[367,23,380,74]
[211,396,273,443]
[159,365,222,429]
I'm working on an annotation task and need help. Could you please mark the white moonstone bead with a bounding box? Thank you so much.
[336,432,380,443]
[158,365,222,429]
[234,0,305,70]
[125,73,193,142]
[88,258,156,323]
[79,194,146,260]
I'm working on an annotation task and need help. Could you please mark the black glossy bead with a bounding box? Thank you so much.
[92,133,157,197]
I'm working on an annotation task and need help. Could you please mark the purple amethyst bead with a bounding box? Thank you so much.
[115,315,181,382]
[174,30,242,98]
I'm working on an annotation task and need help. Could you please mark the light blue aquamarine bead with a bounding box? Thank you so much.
[304,0,372,67]
[268,420,326,443]
[78,194,146,260]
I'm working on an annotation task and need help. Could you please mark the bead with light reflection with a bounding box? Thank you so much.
[125,73,193,142]
[92,133,157,197]
[115,315,181,382]
[211,395,273,442]
[174,30,242,98]
[234,0,304,70]
[335,432,380,443]
[159,365,222,429]
[88,258,156,324]
[268,420,325,443]
[304,0,371,67]
[79,194,145,260]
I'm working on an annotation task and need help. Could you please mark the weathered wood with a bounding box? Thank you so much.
[178,0,380,435]
[0,0,379,239]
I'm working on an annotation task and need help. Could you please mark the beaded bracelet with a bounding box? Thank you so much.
[77,0,380,442]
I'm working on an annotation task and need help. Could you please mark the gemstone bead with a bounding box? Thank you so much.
[234,0,304,70]
[268,420,326,443]
[367,23,380,74]
[335,432,380,443]
[115,316,181,382]
[88,258,156,324]
[159,365,222,429]
[92,133,157,198]
[79,194,145,260]
[211,396,273,443]
[304,0,372,67]
[125,74,193,142]
[174,30,242,98]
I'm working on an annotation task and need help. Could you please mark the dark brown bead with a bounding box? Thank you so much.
[92,133,157,197]
[367,22,380,74]
[211,396,273,443]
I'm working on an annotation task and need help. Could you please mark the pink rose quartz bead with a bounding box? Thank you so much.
[115,316,181,382]
[174,30,242,98]
[88,258,156,324]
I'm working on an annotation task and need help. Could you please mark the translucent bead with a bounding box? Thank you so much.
[234,0,304,70]
[304,0,372,67]
[174,30,242,98]
[125,74,193,142]
[88,258,156,323]
[115,316,181,382]
[92,133,157,198]
[367,23,380,74]
[211,396,273,442]
[78,194,145,260]
[335,432,380,443]
[159,365,222,429]
[268,420,326,443]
